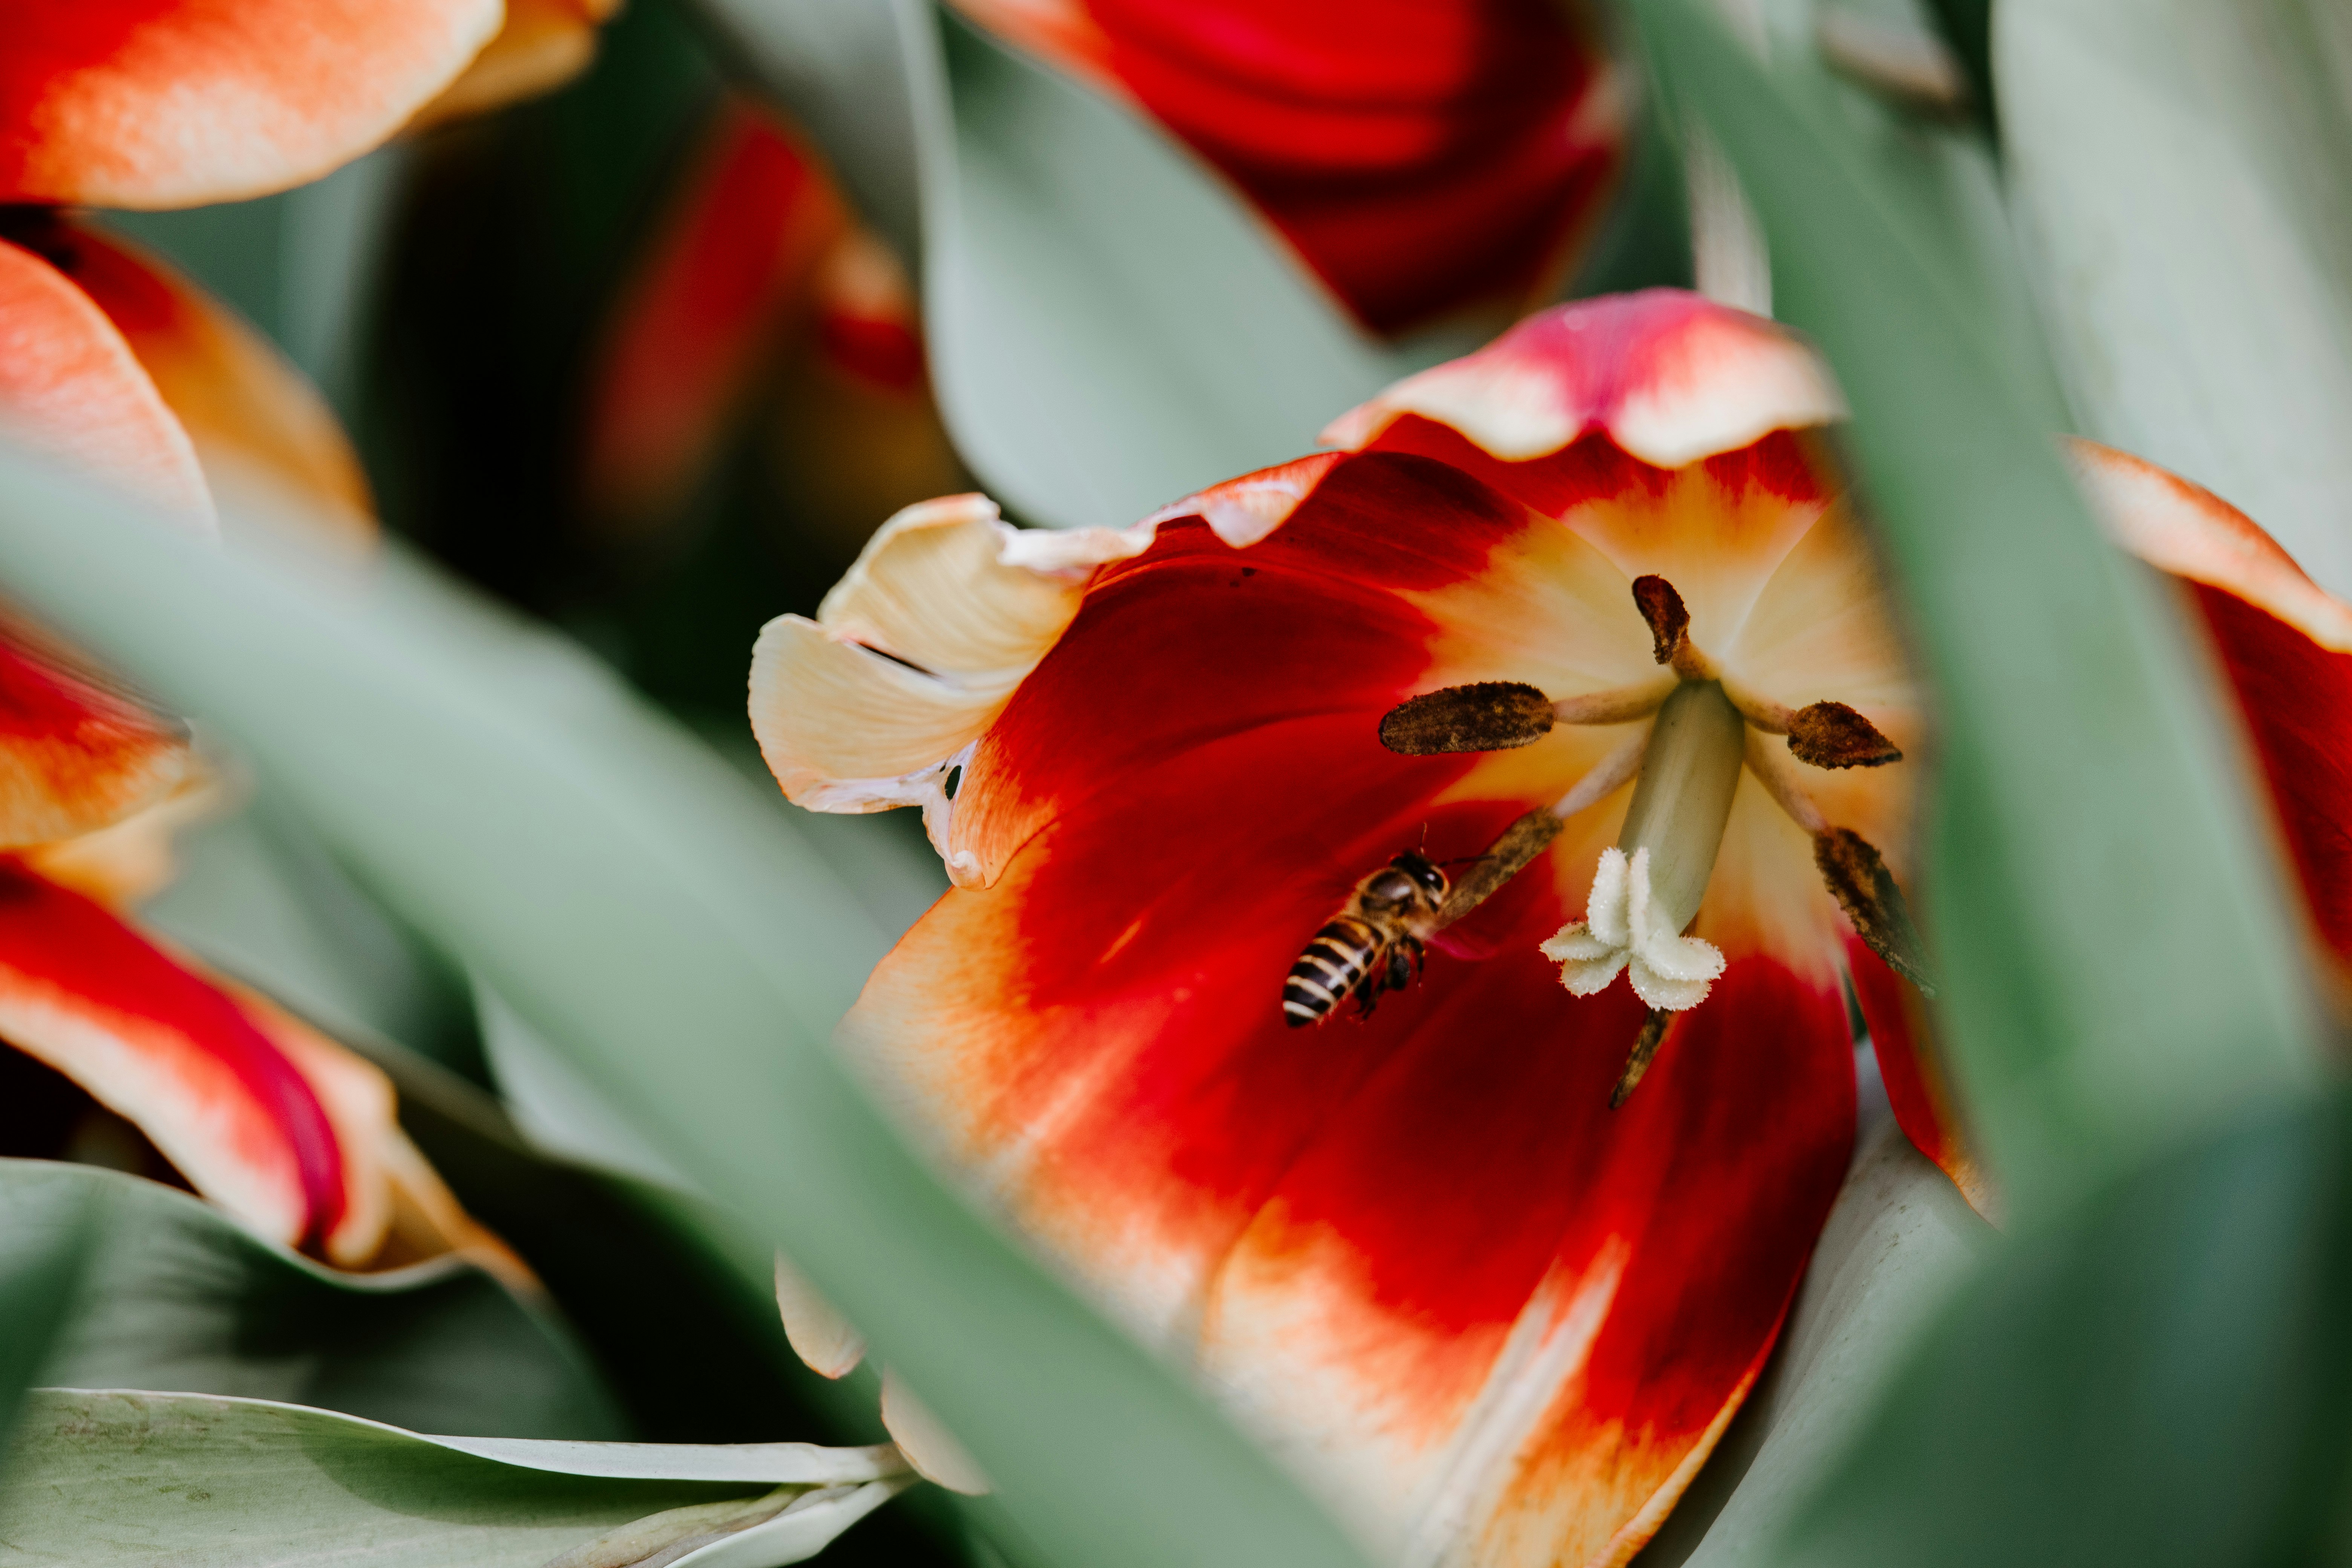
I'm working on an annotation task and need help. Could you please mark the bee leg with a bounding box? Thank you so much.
[1410,938,1427,980]
[1354,980,1380,1020]
[1386,948,1413,994]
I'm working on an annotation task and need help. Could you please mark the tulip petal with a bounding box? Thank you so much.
[879,1369,992,1495]
[1325,290,1845,469]
[0,864,342,1254]
[52,217,376,544]
[583,97,845,525]
[948,0,1623,334]
[2069,437,2352,980]
[1846,939,1990,1215]
[775,1251,868,1379]
[834,452,1858,1562]
[408,0,621,130]
[0,0,503,207]
[0,234,211,522]
[0,627,192,852]
[751,493,1146,871]
[2069,436,2352,654]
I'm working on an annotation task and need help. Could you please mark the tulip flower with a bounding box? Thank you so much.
[945,0,1626,334]
[749,287,2352,1563]
[580,93,965,559]
[0,0,604,1273]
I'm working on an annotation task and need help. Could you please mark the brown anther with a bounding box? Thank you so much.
[1611,1010,1673,1109]
[1813,827,1936,994]
[1437,808,1563,929]
[1631,576,1689,666]
[1380,682,1556,755]
[1787,702,1903,769]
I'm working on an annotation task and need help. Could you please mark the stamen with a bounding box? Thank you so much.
[1552,727,1649,820]
[1787,702,1903,769]
[1438,809,1563,928]
[1631,576,1689,665]
[1611,1009,1672,1109]
[1742,728,1828,835]
[1380,682,1554,754]
[1725,686,1904,770]
[1814,827,1937,994]
[1379,679,1674,755]
[1552,678,1677,727]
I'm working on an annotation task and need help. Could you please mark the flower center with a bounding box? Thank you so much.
[1378,572,1929,1104]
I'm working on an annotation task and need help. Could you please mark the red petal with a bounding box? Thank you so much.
[2188,579,2352,977]
[0,0,502,206]
[582,96,845,524]
[845,454,1857,1557]
[950,0,1623,335]
[55,217,375,542]
[1846,938,1989,1214]
[0,863,344,1251]
[0,233,211,520]
[1327,289,1844,470]
[407,0,619,129]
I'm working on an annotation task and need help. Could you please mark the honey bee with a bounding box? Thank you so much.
[1283,852,1451,1027]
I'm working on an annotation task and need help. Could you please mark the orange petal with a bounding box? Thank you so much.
[407,0,623,131]
[582,95,845,527]
[1,0,503,207]
[54,215,375,544]
[0,232,211,522]
[0,623,192,851]
[1326,289,1844,469]
[0,863,343,1253]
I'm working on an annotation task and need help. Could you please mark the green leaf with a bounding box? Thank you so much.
[0,1388,906,1567]
[1636,0,2326,1213]
[1998,0,2352,597]
[706,0,1448,530]
[1636,1117,1991,1567]
[2,1160,624,1440]
[0,1183,95,1451]
[1776,1088,2352,1567]
[0,451,1371,1568]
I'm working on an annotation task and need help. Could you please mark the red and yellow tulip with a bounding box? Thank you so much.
[749,288,2352,1562]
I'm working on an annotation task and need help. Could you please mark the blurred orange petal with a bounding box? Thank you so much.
[0,229,211,522]
[1,0,503,207]
[60,217,376,544]
[409,0,625,130]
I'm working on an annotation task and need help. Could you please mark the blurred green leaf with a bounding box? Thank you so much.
[2,1160,622,1439]
[1916,0,1993,131]
[0,1388,903,1567]
[0,1184,95,1452]
[1778,1087,2352,1567]
[0,450,1371,1568]
[1999,0,2352,598]
[1637,1117,1991,1567]
[1638,0,2325,1213]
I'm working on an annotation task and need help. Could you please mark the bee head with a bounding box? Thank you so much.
[1390,851,1449,898]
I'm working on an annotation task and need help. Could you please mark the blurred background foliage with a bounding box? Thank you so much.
[11,0,2352,1563]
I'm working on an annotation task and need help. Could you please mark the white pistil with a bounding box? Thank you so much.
[1540,680,1745,1012]
[1540,847,1727,1011]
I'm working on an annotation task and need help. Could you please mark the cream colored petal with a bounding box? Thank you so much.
[775,1252,867,1380]
[750,616,1003,805]
[878,1369,991,1495]
[816,494,1083,682]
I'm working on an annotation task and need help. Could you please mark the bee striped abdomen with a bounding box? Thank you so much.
[1284,916,1379,1027]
